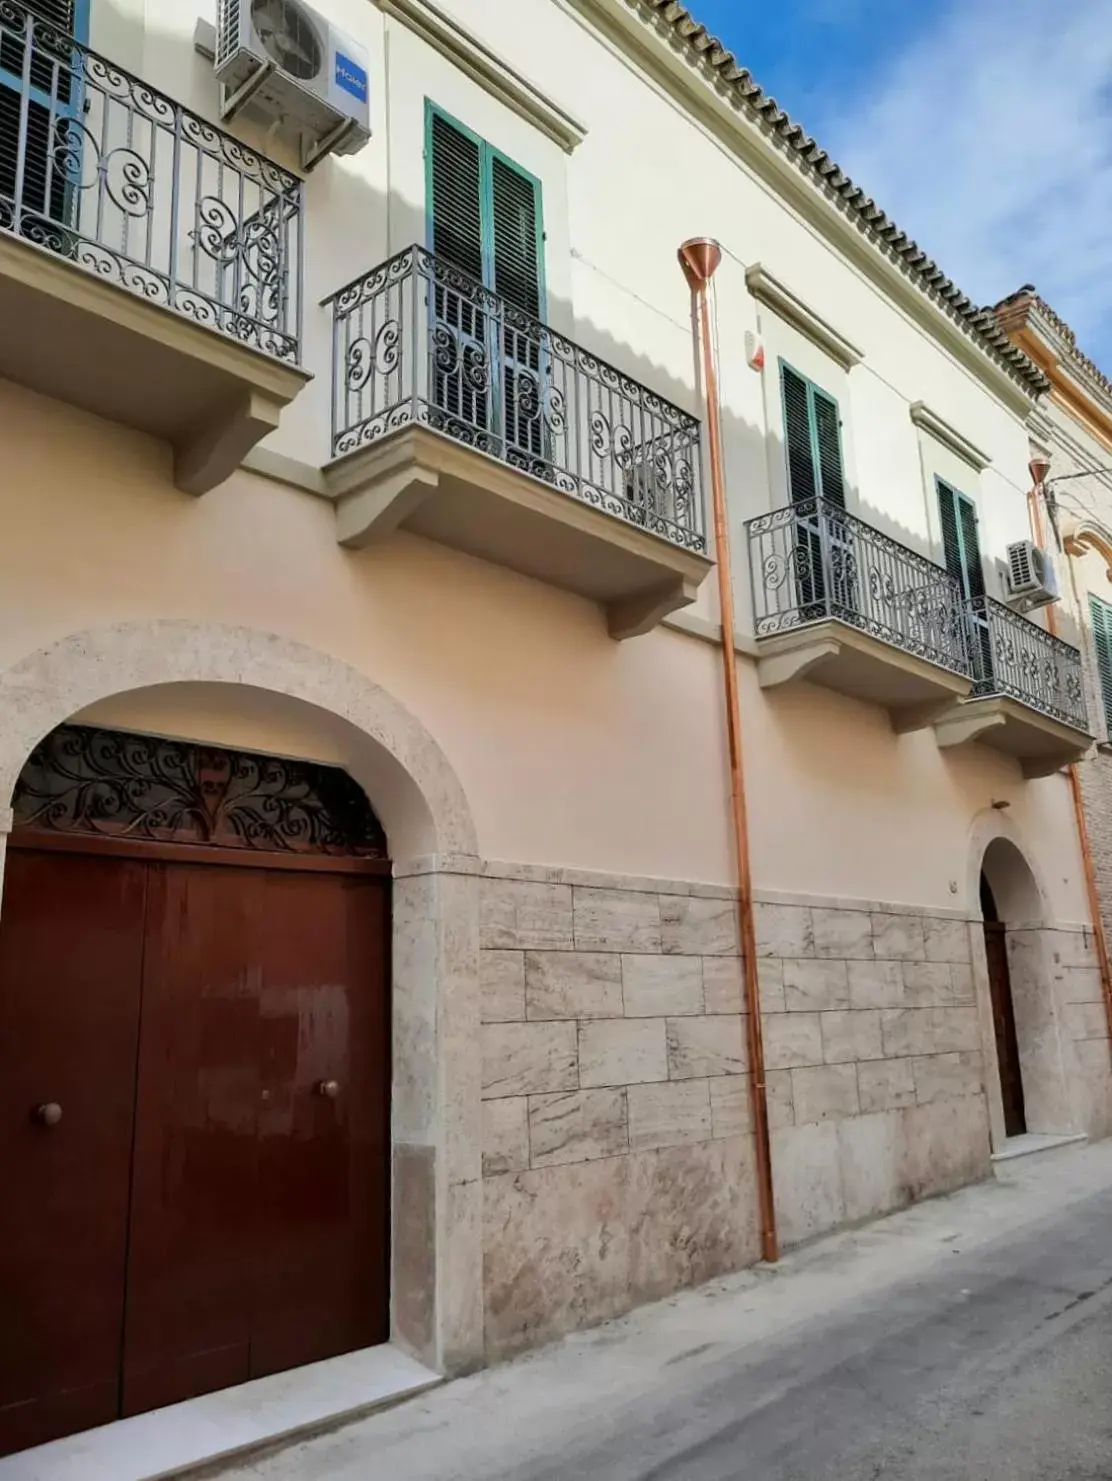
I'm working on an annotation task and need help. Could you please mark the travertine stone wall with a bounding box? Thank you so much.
[479,867,995,1358]
[1037,924,1112,1139]
[479,871,758,1358]
[752,899,990,1247]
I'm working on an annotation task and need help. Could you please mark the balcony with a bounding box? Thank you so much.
[934,596,1090,777]
[0,2,309,492]
[322,246,711,638]
[746,496,974,729]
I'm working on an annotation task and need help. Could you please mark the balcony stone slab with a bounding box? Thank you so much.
[0,232,310,494]
[754,619,973,729]
[325,427,711,638]
[933,695,1092,778]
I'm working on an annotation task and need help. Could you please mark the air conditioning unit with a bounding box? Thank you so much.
[215,0,371,167]
[1005,539,1060,612]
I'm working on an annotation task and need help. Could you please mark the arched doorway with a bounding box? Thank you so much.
[0,724,392,1457]
[980,872,1026,1137]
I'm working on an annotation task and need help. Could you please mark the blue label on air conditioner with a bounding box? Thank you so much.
[335,52,368,104]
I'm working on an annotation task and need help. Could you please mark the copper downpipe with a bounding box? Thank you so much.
[680,239,778,1263]
[1030,462,1112,1054]
[1028,462,1112,1059]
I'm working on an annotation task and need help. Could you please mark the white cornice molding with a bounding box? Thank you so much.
[745,264,863,370]
[377,0,587,152]
[909,402,991,472]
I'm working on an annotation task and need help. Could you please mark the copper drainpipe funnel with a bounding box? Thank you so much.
[679,238,778,1263]
[1028,459,1112,1061]
[679,238,723,292]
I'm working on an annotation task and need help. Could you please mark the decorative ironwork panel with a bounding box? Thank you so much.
[746,495,973,678]
[323,245,707,555]
[968,596,1088,731]
[0,0,303,362]
[13,726,388,857]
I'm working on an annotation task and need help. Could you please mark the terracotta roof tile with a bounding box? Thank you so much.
[628,0,1049,396]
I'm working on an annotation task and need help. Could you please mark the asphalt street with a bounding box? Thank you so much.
[218,1144,1112,1481]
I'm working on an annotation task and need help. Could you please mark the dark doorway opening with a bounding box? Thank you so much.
[981,874,1027,1138]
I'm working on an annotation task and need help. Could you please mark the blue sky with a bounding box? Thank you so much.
[690,0,1112,373]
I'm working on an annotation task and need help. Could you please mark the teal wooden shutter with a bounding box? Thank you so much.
[936,479,984,600]
[0,0,84,225]
[490,155,541,319]
[780,363,845,508]
[1090,596,1112,731]
[428,111,484,283]
[782,364,817,503]
[812,389,845,508]
[427,106,544,312]
[938,481,963,587]
[957,496,985,599]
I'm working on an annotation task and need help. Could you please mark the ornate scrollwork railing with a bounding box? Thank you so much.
[0,0,303,361]
[323,246,707,554]
[746,496,972,677]
[967,595,1088,731]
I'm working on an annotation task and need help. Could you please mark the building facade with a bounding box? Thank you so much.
[0,0,1109,1469]
[995,287,1112,1047]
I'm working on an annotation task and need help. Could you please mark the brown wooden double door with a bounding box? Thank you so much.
[0,844,390,1458]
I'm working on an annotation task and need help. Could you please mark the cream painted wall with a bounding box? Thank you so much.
[1,0,1090,926]
[0,377,1090,922]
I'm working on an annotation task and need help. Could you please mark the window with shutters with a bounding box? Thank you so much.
[0,1,88,235]
[779,361,846,508]
[935,479,985,601]
[778,360,851,617]
[425,102,545,458]
[936,477,992,682]
[1088,594,1112,733]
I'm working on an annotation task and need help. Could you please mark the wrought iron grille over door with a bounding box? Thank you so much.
[12,725,388,858]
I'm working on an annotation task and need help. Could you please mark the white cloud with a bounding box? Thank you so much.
[812,0,1112,367]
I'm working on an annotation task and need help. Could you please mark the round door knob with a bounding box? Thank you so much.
[34,1102,63,1127]
[316,1079,340,1100]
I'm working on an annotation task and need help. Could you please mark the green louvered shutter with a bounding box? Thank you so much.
[957,496,985,599]
[0,0,82,229]
[812,389,846,508]
[939,479,990,681]
[782,364,817,504]
[429,111,484,283]
[938,480,963,588]
[491,155,541,319]
[937,479,984,600]
[1090,596,1112,731]
[22,1,77,24]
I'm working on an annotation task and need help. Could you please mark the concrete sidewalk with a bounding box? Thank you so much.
[214,1139,1112,1480]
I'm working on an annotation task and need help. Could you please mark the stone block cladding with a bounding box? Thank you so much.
[479,871,994,1359]
[1075,751,1112,1137]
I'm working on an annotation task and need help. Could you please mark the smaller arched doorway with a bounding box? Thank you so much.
[0,723,392,1458]
[980,873,1027,1137]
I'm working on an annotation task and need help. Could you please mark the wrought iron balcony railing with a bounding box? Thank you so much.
[967,595,1088,731]
[746,496,972,677]
[0,0,303,361]
[324,246,707,554]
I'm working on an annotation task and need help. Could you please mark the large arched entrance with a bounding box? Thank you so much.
[975,832,1073,1141]
[0,723,393,1456]
[0,621,485,1465]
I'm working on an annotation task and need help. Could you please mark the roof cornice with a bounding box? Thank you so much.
[562,0,1048,411]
